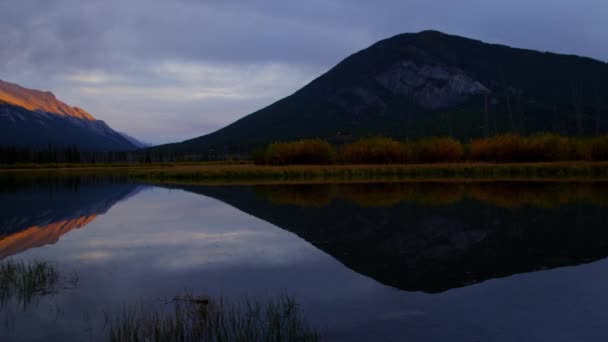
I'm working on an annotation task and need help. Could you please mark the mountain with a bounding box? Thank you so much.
[155,30,608,155]
[119,131,149,149]
[0,79,140,151]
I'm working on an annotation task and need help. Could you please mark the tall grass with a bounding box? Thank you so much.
[0,260,59,307]
[106,294,319,342]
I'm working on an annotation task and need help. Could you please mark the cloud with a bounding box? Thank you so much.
[53,61,319,143]
[1,0,606,143]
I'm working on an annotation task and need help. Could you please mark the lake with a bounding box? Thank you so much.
[2,175,608,341]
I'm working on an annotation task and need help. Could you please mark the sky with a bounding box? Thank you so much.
[1,0,607,144]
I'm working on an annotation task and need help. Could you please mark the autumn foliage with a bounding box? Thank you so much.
[254,134,608,165]
[337,137,410,164]
[412,137,464,162]
[253,139,333,165]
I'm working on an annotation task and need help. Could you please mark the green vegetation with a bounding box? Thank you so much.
[0,260,59,307]
[255,134,608,165]
[106,294,319,342]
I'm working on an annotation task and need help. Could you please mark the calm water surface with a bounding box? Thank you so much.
[1,176,608,341]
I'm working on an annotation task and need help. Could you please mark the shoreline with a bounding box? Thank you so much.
[3,161,608,182]
[129,162,608,182]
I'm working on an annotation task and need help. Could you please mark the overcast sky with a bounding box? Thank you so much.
[1,0,606,144]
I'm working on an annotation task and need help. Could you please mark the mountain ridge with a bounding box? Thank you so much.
[152,30,608,155]
[0,79,96,120]
[0,79,144,151]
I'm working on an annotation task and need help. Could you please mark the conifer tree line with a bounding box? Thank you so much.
[0,145,130,164]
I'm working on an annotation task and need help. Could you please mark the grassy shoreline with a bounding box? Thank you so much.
[3,161,608,182]
[0,160,247,170]
[129,162,608,182]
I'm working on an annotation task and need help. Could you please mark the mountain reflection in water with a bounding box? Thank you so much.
[172,182,608,293]
[0,175,143,260]
[2,177,608,294]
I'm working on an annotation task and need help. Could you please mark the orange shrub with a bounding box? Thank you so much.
[524,133,577,161]
[260,139,334,165]
[337,137,410,164]
[469,134,527,162]
[254,134,608,165]
[413,137,464,163]
[470,134,596,162]
[590,136,608,161]
[572,141,593,161]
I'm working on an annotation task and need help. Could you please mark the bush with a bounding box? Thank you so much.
[469,134,597,162]
[469,134,527,162]
[413,137,464,163]
[257,139,334,165]
[253,134,608,165]
[337,137,410,164]
[251,148,267,165]
[525,133,575,161]
[107,294,319,342]
[590,136,608,161]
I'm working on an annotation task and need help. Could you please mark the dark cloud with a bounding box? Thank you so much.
[0,0,606,143]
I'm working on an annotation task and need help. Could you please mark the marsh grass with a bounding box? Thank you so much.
[106,294,319,342]
[129,162,608,183]
[0,260,59,308]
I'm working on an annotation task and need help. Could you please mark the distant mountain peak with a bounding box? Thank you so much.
[0,79,95,120]
[0,79,139,151]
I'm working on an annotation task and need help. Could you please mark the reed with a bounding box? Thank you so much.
[106,294,319,342]
[0,259,59,307]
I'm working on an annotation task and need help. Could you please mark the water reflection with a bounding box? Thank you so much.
[2,177,608,341]
[174,182,608,293]
[0,175,143,260]
[251,182,608,208]
[3,178,608,294]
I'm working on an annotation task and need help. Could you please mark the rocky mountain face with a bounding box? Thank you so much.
[0,79,142,151]
[0,79,95,120]
[154,30,608,155]
[372,61,491,110]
